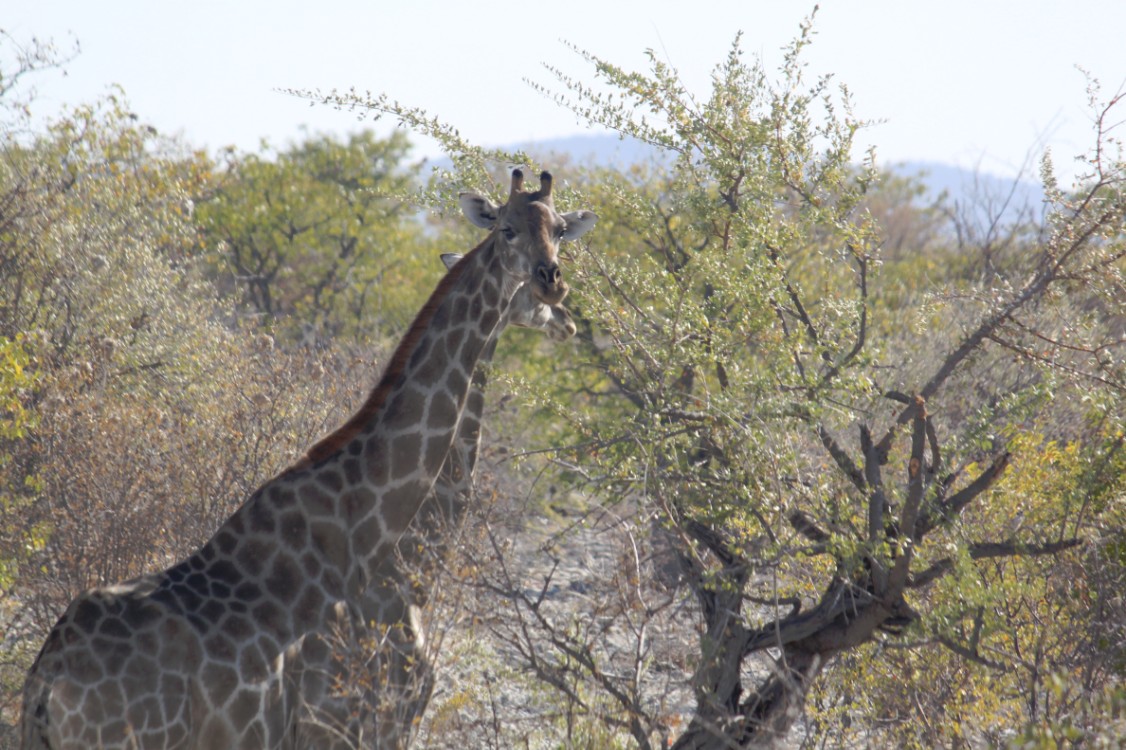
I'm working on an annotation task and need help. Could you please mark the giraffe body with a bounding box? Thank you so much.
[20,171,595,749]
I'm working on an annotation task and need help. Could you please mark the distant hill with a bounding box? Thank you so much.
[889,160,1046,221]
[511,133,660,168]
[487,133,1046,225]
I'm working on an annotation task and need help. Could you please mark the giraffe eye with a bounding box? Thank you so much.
[501,227,516,241]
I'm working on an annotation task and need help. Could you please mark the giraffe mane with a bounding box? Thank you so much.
[287,235,493,473]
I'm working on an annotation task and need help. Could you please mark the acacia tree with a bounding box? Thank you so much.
[300,15,1125,748]
[531,27,1124,748]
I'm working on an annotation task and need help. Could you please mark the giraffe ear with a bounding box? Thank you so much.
[440,253,463,270]
[561,210,598,240]
[459,192,500,229]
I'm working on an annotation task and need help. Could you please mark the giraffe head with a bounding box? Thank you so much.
[459,169,597,306]
[440,252,576,341]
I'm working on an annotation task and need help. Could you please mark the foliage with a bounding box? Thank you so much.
[195,131,433,343]
[315,12,1125,749]
[0,35,438,731]
[0,335,41,590]
[1,16,1123,750]
[1007,677,1126,749]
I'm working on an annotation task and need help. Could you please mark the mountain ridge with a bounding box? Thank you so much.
[490,132,1046,221]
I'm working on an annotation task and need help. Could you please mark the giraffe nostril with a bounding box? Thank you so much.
[536,263,561,288]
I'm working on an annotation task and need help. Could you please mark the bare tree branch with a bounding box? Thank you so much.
[908,538,1083,589]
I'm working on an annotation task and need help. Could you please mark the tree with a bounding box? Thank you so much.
[548,30,1124,747]
[196,131,432,343]
[301,13,1125,747]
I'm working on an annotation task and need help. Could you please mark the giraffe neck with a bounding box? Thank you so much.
[295,237,510,473]
[198,237,520,623]
[317,237,516,540]
[410,331,500,537]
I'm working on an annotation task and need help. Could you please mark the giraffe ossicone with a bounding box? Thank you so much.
[20,170,595,749]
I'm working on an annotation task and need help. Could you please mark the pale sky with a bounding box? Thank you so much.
[6,1,1125,182]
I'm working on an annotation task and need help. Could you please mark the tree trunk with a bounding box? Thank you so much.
[672,649,825,749]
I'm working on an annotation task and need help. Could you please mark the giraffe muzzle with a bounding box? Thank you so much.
[534,262,568,304]
[536,262,562,287]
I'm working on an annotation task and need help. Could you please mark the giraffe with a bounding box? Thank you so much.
[369,251,576,748]
[20,170,597,750]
